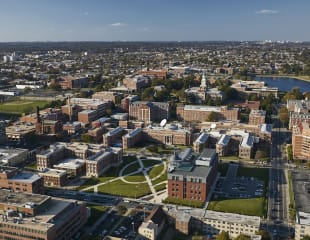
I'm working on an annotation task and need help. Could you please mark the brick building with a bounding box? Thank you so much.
[168,148,218,202]
[123,75,150,91]
[36,142,123,177]
[86,147,122,177]
[177,105,239,122]
[0,166,44,194]
[193,132,209,153]
[143,124,192,146]
[92,91,123,104]
[0,189,88,240]
[121,95,140,112]
[102,127,124,147]
[122,128,143,149]
[138,69,168,80]
[58,75,89,89]
[292,122,310,161]
[78,109,98,124]
[239,134,255,159]
[39,169,68,187]
[129,101,170,123]
[248,109,266,125]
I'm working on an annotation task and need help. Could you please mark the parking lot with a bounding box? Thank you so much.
[98,207,150,240]
[292,170,310,212]
[215,164,265,199]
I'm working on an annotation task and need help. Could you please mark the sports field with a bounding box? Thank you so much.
[0,100,51,114]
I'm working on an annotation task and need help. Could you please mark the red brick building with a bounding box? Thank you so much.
[129,101,170,123]
[58,75,89,89]
[177,105,239,122]
[168,148,218,202]
[0,166,44,194]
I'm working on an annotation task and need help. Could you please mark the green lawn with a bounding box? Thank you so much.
[163,197,204,208]
[25,161,37,170]
[123,172,146,183]
[148,164,164,179]
[154,182,166,192]
[207,197,265,217]
[288,172,296,221]
[0,100,51,114]
[142,159,161,168]
[97,179,151,198]
[86,205,109,226]
[122,161,140,175]
[78,156,137,190]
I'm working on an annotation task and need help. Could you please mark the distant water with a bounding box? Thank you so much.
[253,77,310,92]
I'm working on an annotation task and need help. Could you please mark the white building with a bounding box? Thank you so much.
[295,211,310,240]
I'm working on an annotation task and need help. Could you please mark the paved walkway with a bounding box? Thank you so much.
[80,157,167,203]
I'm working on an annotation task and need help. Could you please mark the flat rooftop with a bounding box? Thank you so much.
[297,211,310,225]
[10,172,41,183]
[54,158,85,169]
[0,189,49,207]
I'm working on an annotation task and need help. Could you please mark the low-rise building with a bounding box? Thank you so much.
[170,208,261,238]
[129,101,170,123]
[39,168,68,187]
[295,211,310,240]
[292,122,310,161]
[53,158,86,177]
[122,128,143,149]
[0,189,89,240]
[216,134,231,157]
[63,121,81,134]
[36,142,123,177]
[78,109,98,124]
[102,127,124,147]
[168,148,218,202]
[0,148,29,166]
[5,122,36,142]
[239,134,255,159]
[143,124,192,146]
[138,207,167,240]
[193,132,209,153]
[92,91,123,104]
[86,147,122,177]
[177,105,239,122]
[0,166,44,194]
[58,75,89,89]
[249,110,266,125]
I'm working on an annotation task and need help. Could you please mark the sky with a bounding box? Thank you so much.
[0,0,309,42]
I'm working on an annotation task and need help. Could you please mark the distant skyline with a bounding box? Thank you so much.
[0,0,309,42]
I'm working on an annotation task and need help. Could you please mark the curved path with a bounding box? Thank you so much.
[81,157,167,203]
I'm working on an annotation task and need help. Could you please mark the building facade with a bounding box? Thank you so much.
[168,148,218,202]
[129,101,170,123]
[177,105,239,122]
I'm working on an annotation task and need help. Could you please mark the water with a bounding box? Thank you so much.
[253,77,310,93]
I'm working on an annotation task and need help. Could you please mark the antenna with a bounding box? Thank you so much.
[160,119,167,127]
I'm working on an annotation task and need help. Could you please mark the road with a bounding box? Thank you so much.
[266,114,292,239]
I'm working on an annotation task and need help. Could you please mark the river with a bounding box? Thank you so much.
[253,76,310,92]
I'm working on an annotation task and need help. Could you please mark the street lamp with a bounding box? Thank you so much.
[132,221,135,234]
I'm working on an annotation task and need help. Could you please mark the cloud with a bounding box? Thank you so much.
[256,9,279,14]
[110,22,128,27]
[82,11,89,16]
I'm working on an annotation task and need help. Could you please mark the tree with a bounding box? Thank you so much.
[117,205,127,215]
[234,233,251,240]
[216,231,229,240]
[81,134,93,143]
[256,230,270,240]
[278,107,289,126]
[301,236,310,240]
[207,111,218,122]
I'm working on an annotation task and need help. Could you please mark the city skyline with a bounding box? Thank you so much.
[0,0,310,42]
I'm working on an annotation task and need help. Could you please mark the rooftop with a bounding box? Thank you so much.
[297,211,310,225]
[10,172,41,183]
[217,134,230,146]
[54,158,85,169]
